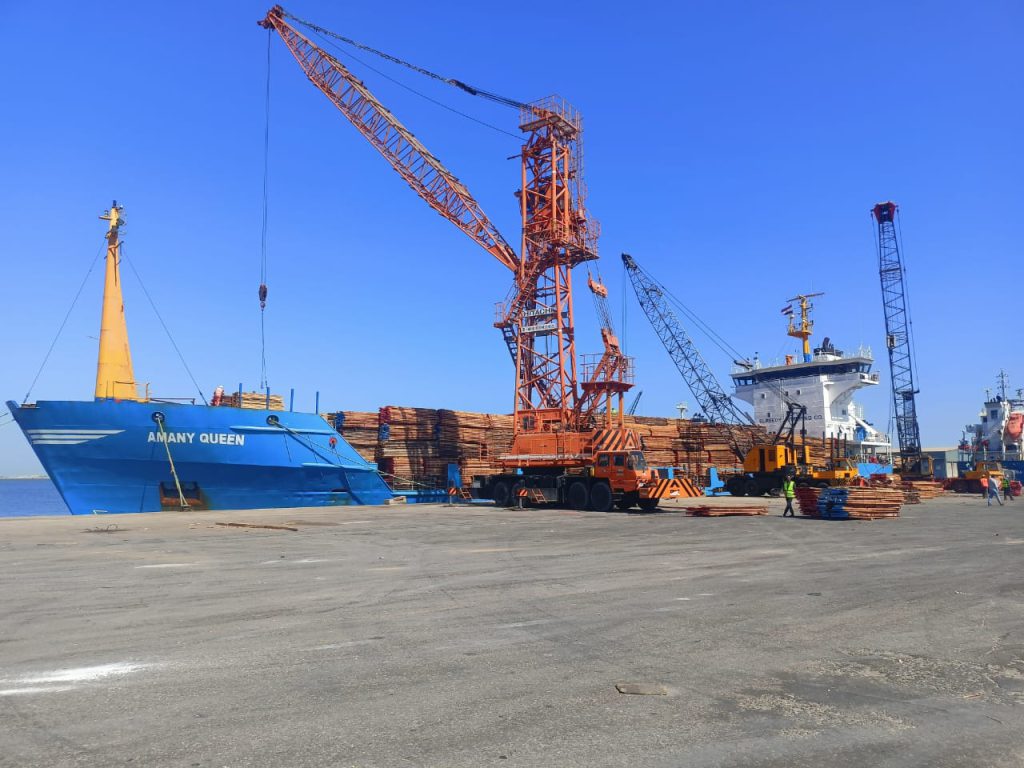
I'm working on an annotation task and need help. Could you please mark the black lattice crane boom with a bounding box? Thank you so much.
[622,253,753,461]
[872,201,930,477]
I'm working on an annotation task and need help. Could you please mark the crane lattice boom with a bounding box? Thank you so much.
[872,201,923,468]
[622,253,752,460]
[260,7,518,273]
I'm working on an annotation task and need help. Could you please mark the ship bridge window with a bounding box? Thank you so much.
[991,410,999,418]
[796,389,801,396]
[760,393,766,400]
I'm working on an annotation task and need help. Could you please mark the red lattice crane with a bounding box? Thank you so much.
[261,7,698,509]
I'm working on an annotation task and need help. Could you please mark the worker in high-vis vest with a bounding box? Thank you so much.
[782,477,796,517]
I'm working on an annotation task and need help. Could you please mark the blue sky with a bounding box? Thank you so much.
[1,1,1021,476]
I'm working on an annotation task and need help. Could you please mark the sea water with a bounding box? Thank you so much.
[0,479,69,517]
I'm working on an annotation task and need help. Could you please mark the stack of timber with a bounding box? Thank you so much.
[795,486,822,517]
[220,391,285,410]
[377,406,445,483]
[322,405,830,491]
[632,418,774,486]
[817,486,904,519]
[904,480,945,501]
[438,410,514,481]
[684,504,769,517]
[868,474,944,504]
[322,410,378,464]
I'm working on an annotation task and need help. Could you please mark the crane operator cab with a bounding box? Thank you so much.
[594,450,657,488]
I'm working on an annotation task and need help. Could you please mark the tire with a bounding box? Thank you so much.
[767,487,782,497]
[638,498,659,512]
[589,481,614,512]
[815,482,829,489]
[951,479,967,494]
[727,477,746,497]
[492,480,511,508]
[567,481,589,511]
[743,478,760,497]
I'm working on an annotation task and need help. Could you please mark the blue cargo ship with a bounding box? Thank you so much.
[7,203,393,515]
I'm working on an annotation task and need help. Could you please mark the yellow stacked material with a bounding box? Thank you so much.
[221,391,285,410]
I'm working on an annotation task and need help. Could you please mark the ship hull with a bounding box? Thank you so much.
[7,399,394,515]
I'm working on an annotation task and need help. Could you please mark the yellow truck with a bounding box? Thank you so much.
[949,460,1004,494]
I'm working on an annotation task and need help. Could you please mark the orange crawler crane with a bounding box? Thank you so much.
[260,7,699,510]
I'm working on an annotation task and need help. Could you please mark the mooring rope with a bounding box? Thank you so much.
[155,416,190,509]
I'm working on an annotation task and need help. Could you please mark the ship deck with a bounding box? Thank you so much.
[2,495,1022,767]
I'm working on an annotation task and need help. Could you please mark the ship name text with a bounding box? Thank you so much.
[147,431,245,446]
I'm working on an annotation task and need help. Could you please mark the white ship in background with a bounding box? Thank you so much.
[960,371,1024,472]
[730,293,892,466]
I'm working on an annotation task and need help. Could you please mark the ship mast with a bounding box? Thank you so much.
[95,201,139,401]
[786,292,824,363]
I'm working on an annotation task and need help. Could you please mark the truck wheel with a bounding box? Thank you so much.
[615,493,638,511]
[743,478,760,497]
[727,477,746,497]
[951,479,967,493]
[492,480,511,507]
[589,481,613,512]
[567,481,589,511]
[638,498,659,512]
[815,482,829,489]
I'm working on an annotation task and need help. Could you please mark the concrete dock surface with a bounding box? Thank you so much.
[1,494,1022,767]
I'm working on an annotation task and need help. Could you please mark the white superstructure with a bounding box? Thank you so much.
[963,372,1024,457]
[729,294,891,459]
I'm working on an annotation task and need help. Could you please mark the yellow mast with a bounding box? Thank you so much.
[94,201,140,401]
[786,292,824,363]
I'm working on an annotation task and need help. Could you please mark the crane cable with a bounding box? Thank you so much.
[259,30,271,391]
[630,259,750,366]
[282,10,530,111]
[21,241,105,405]
[305,28,522,141]
[121,245,207,405]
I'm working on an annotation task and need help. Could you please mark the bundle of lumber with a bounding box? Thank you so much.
[795,486,822,517]
[904,480,945,500]
[320,403,845,492]
[322,411,378,463]
[220,391,285,410]
[817,486,903,519]
[623,415,683,469]
[685,505,769,517]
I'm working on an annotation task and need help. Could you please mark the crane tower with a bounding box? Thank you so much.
[872,201,925,474]
[261,7,695,509]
